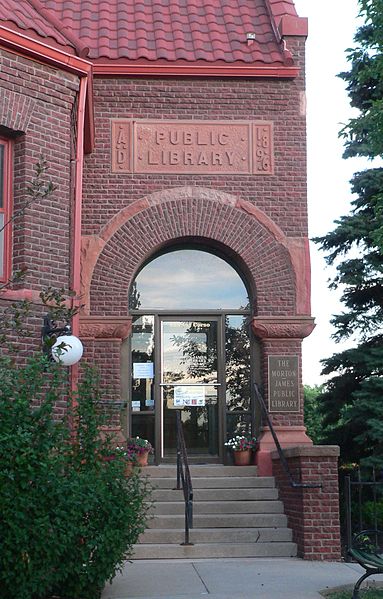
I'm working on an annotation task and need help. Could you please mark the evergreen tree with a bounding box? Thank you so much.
[314,0,383,466]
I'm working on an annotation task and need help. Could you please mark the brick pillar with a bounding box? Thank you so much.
[272,445,341,560]
[79,316,132,432]
[252,316,315,476]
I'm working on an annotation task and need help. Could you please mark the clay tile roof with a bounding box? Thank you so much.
[0,0,84,54]
[0,0,303,66]
[38,0,294,65]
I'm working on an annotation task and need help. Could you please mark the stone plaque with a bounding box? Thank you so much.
[268,356,299,413]
[111,119,273,175]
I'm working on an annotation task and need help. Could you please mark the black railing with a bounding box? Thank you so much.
[254,383,322,489]
[175,409,194,546]
[345,470,383,557]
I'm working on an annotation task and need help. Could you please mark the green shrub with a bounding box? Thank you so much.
[0,355,151,599]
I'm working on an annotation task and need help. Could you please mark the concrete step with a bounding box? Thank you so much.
[139,527,293,544]
[144,465,258,478]
[148,513,287,529]
[153,500,284,515]
[132,541,297,559]
[147,476,275,489]
[153,487,279,501]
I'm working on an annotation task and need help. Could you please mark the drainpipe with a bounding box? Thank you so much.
[70,75,87,395]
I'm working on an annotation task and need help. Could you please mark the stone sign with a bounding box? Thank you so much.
[111,119,273,175]
[268,356,299,413]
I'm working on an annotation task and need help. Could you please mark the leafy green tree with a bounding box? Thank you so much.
[303,385,325,445]
[0,355,151,599]
[314,0,383,467]
[0,161,151,598]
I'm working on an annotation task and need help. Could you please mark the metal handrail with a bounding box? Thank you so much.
[175,410,194,546]
[254,383,322,489]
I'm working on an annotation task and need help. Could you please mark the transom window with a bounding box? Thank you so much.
[129,248,250,311]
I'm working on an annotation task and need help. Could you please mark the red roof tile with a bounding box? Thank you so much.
[0,0,70,49]
[267,0,297,20]
[0,0,304,66]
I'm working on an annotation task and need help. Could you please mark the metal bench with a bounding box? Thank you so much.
[349,530,383,598]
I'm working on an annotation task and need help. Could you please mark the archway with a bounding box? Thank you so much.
[128,245,256,463]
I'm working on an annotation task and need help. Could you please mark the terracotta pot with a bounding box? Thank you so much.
[136,450,150,467]
[125,461,135,477]
[233,448,252,466]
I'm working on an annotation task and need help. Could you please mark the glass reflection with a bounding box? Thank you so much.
[131,315,155,412]
[130,249,249,310]
[162,321,217,385]
[162,320,219,457]
[225,316,251,411]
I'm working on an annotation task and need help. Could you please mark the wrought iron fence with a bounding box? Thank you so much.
[344,468,383,559]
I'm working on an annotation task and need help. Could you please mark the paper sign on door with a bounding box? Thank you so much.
[174,386,205,407]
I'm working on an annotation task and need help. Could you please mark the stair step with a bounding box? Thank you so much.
[148,476,275,489]
[153,500,284,515]
[139,527,293,544]
[148,513,287,529]
[132,542,297,559]
[144,465,258,478]
[138,465,296,561]
[153,487,278,501]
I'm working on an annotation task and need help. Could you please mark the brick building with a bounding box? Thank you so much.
[0,0,340,559]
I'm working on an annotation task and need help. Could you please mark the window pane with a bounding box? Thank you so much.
[130,249,249,310]
[131,315,155,412]
[131,414,155,461]
[225,315,251,411]
[0,214,3,278]
[162,321,217,384]
[0,145,4,209]
[226,413,252,440]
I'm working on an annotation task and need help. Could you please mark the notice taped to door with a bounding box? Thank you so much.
[173,386,206,407]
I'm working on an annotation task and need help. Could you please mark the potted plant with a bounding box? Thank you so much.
[126,437,154,467]
[114,445,138,476]
[225,435,257,466]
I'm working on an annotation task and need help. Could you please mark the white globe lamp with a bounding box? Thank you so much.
[52,334,83,366]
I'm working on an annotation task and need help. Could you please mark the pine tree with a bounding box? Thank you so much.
[314,0,383,466]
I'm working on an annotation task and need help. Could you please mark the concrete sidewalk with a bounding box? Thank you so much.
[102,557,378,599]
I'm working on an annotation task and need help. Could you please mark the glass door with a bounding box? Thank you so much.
[160,319,221,460]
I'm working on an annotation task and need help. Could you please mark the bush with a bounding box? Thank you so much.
[0,355,151,599]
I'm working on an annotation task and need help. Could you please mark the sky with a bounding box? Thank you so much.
[293,0,369,385]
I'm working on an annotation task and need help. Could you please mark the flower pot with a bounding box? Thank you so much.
[136,450,150,467]
[125,461,136,477]
[233,448,252,466]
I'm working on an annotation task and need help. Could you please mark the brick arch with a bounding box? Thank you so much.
[0,90,37,133]
[87,187,297,317]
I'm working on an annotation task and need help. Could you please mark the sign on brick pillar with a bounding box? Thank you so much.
[79,316,132,434]
[251,316,315,476]
[271,446,341,561]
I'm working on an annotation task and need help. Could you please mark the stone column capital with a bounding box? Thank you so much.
[79,316,132,340]
[251,316,315,340]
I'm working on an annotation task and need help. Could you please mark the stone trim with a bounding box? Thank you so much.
[271,445,340,459]
[79,316,132,340]
[252,316,315,339]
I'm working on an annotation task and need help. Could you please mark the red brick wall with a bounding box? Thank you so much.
[83,42,307,239]
[83,39,308,321]
[0,48,79,291]
[272,446,341,560]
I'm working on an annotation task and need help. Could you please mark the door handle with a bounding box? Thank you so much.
[159,383,221,387]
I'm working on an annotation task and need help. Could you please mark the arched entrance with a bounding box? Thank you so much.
[128,245,257,464]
